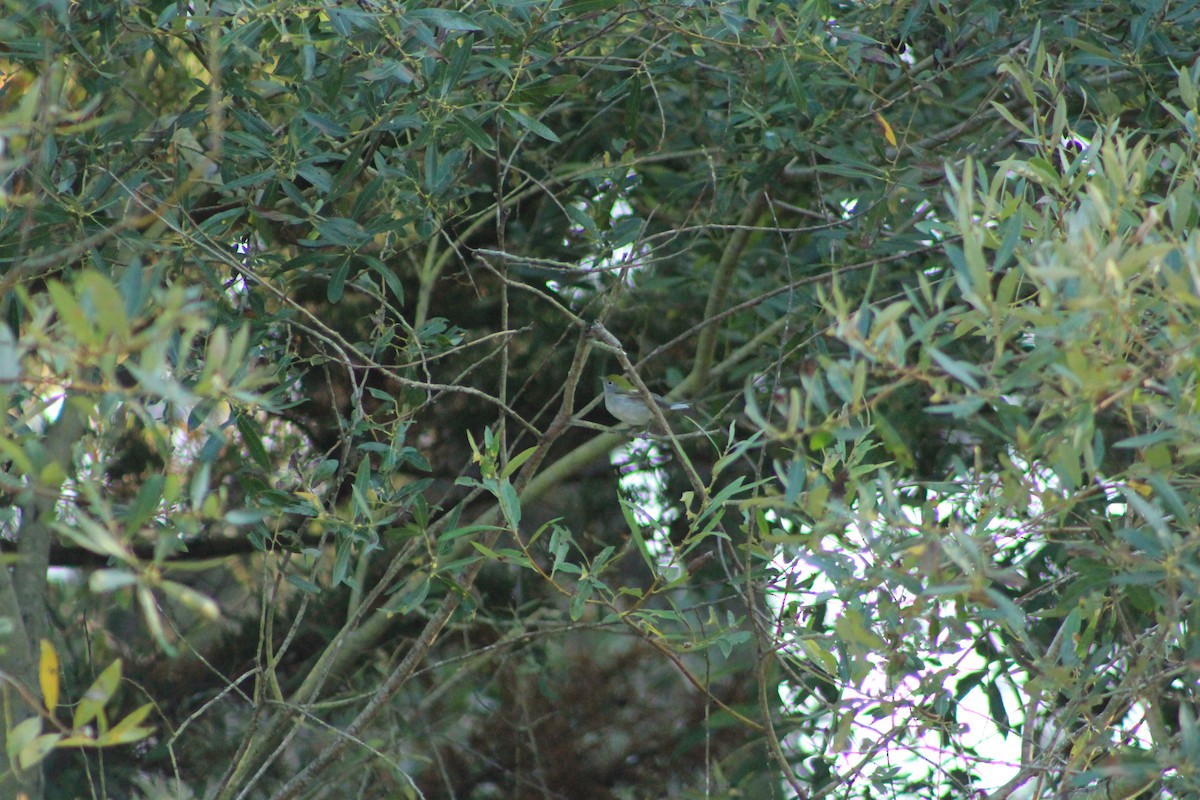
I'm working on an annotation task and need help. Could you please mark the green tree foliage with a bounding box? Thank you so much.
[2,1,1200,798]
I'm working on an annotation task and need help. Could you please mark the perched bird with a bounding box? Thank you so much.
[602,374,690,427]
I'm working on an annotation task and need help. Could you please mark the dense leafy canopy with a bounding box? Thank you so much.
[3,1,1200,798]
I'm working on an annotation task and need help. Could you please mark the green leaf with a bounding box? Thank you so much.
[498,480,522,530]
[74,659,123,731]
[89,569,139,593]
[1113,429,1174,448]
[986,680,1011,736]
[124,474,165,533]
[159,580,221,621]
[991,213,1023,273]
[81,271,130,339]
[983,589,1031,645]
[800,638,838,675]
[437,524,500,544]
[55,514,130,563]
[382,574,431,615]
[1147,473,1192,526]
[714,629,751,658]
[1181,704,1200,763]
[955,669,986,700]
[548,525,572,578]
[454,112,496,150]
[699,476,747,524]
[286,575,322,594]
[408,8,483,31]
[0,437,33,476]
[928,348,984,390]
[118,260,147,318]
[7,717,42,762]
[1055,607,1082,667]
[569,578,593,621]
[314,217,371,248]
[470,541,502,560]
[501,446,538,479]
[620,500,656,573]
[505,108,560,142]
[835,608,886,651]
[235,413,272,471]
[332,539,352,586]
[47,279,97,346]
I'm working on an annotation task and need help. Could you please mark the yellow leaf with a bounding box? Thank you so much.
[39,639,60,713]
[96,702,155,745]
[874,111,898,147]
[18,732,63,769]
[1127,479,1153,496]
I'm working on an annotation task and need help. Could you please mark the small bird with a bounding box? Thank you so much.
[602,374,690,427]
